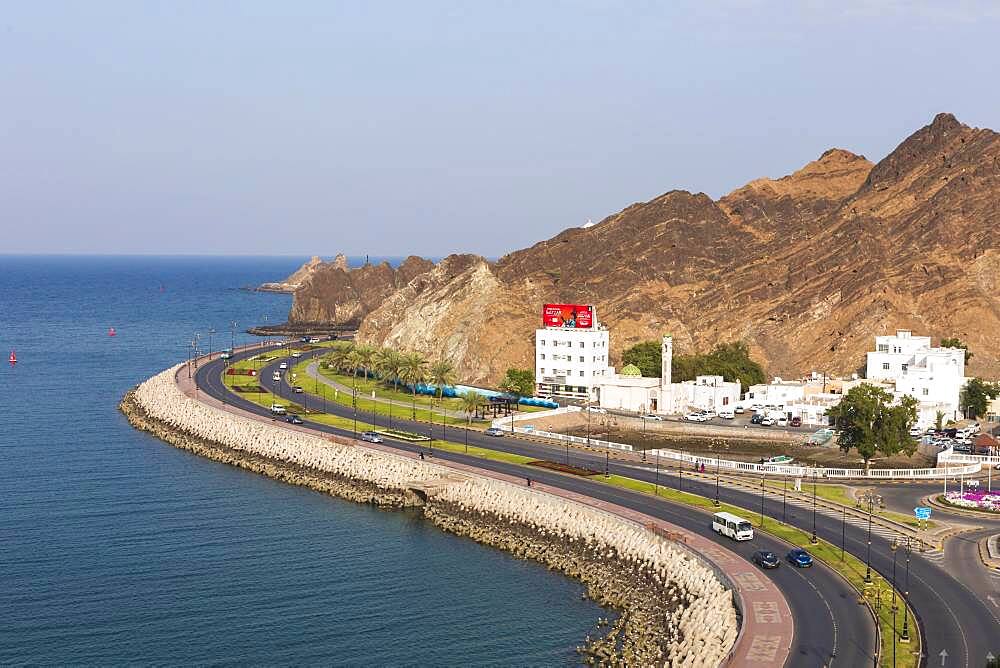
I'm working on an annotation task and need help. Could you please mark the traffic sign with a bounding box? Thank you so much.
[914,506,932,520]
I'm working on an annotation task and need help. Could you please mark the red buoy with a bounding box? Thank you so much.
[8,350,16,366]
[108,327,117,337]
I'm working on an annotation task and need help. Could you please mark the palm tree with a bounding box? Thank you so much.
[373,348,403,429]
[385,351,404,394]
[429,359,457,441]
[399,351,428,420]
[356,345,377,382]
[345,348,365,380]
[326,343,353,374]
[460,390,484,453]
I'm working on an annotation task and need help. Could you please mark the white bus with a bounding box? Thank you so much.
[712,512,754,541]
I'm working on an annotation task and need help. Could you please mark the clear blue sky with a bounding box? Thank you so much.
[2,1,998,257]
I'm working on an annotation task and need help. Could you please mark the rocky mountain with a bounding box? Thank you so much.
[287,254,434,327]
[290,113,1000,384]
[258,255,328,292]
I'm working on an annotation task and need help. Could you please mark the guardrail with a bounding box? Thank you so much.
[515,427,983,480]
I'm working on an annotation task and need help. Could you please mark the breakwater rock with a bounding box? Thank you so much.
[121,366,739,666]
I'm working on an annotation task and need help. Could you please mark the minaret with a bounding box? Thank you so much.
[661,334,673,411]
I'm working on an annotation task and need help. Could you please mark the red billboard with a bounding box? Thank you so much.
[542,304,594,329]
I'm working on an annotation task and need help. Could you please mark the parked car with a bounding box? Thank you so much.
[761,417,776,426]
[291,352,302,358]
[734,406,745,414]
[586,406,607,414]
[909,425,923,437]
[789,416,802,427]
[641,414,663,421]
[752,550,780,569]
[776,416,788,427]
[270,404,286,415]
[718,409,735,419]
[292,386,304,393]
[285,415,303,425]
[787,548,813,568]
[279,362,288,369]
[485,427,505,437]
[750,414,764,425]
[702,410,717,419]
[684,412,707,422]
[361,431,383,443]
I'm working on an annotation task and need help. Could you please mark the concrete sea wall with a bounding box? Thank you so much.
[121,366,739,666]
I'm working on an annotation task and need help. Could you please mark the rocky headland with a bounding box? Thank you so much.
[120,366,739,665]
[273,113,1000,384]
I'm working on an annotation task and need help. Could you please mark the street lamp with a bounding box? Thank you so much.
[811,465,818,544]
[654,448,659,496]
[207,327,216,356]
[782,474,787,521]
[891,538,899,667]
[714,456,721,506]
[759,474,766,527]
[901,537,911,642]
[862,489,878,584]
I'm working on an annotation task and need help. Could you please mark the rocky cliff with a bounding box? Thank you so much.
[292,114,1000,384]
[258,255,328,292]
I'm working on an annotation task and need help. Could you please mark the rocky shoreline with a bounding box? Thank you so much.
[120,366,738,666]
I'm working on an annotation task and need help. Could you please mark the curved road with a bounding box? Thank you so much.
[197,347,875,667]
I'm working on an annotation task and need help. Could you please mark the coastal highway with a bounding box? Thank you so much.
[196,348,874,667]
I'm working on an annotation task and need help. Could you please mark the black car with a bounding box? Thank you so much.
[750,414,764,425]
[285,415,304,425]
[752,550,780,569]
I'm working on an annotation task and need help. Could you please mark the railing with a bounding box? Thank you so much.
[514,427,983,480]
[491,405,581,428]
[937,446,1000,466]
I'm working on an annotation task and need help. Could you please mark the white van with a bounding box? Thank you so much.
[269,404,286,415]
[712,512,754,541]
[272,371,281,382]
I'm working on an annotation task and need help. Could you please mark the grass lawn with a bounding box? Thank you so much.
[764,480,936,530]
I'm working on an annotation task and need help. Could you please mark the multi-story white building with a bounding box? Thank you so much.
[535,309,612,402]
[864,329,965,425]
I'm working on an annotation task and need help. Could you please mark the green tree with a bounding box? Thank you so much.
[960,378,1000,419]
[399,351,428,419]
[326,343,353,373]
[672,341,766,393]
[429,359,457,406]
[499,368,535,398]
[940,337,973,361]
[935,410,945,432]
[345,348,365,380]
[355,345,377,381]
[621,341,661,377]
[459,390,484,452]
[827,383,918,466]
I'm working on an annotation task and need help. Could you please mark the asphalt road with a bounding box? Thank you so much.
[197,347,876,667]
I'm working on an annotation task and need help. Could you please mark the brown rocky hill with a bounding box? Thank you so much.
[292,114,1000,384]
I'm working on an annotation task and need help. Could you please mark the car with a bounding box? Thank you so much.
[789,416,802,427]
[285,415,303,425]
[761,417,776,426]
[752,550,780,569]
[776,416,788,427]
[684,412,707,422]
[292,385,304,393]
[308,337,321,344]
[641,414,663,421]
[272,371,281,382]
[270,404,286,415]
[749,404,762,411]
[586,406,607,414]
[485,427,505,437]
[718,410,735,419]
[787,548,813,567]
[909,425,923,437]
[291,351,302,358]
[750,414,764,425]
[361,431,383,443]
[734,406,745,414]
[702,410,717,419]
[279,362,288,369]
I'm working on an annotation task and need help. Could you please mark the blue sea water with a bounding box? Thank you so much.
[0,256,600,666]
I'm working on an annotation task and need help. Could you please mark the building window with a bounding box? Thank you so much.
[578,386,586,393]
[922,388,929,396]
[579,342,584,348]
[540,340,545,346]
[579,356,584,362]
[579,370,585,377]
[878,344,888,352]
[540,354,545,360]
[540,368,545,374]
[882,362,890,370]
[901,364,907,371]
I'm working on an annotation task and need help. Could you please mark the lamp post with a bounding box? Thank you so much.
[714,456,721,506]
[677,460,682,491]
[841,504,847,561]
[759,474,766,527]
[207,327,215,356]
[654,448,659,496]
[863,490,876,584]
[811,465,819,544]
[586,403,592,446]
[891,538,899,667]
[782,474,787,521]
[352,375,358,438]
[231,321,237,352]
[901,536,911,642]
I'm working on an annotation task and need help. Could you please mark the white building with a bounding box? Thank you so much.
[535,311,612,402]
[864,329,965,426]
[593,334,740,415]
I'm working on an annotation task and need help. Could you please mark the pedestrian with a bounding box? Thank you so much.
[419,451,425,460]
[700,463,705,473]
[526,477,532,487]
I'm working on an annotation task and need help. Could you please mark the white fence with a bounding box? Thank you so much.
[515,427,983,480]
[492,405,581,428]
[937,446,1000,467]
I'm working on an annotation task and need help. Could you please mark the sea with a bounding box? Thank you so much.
[0,255,601,666]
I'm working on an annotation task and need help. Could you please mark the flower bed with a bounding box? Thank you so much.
[941,491,1000,513]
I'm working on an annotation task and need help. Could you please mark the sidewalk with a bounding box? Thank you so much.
[175,355,792,668]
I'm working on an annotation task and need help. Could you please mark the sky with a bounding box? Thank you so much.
[2,1,999,258]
